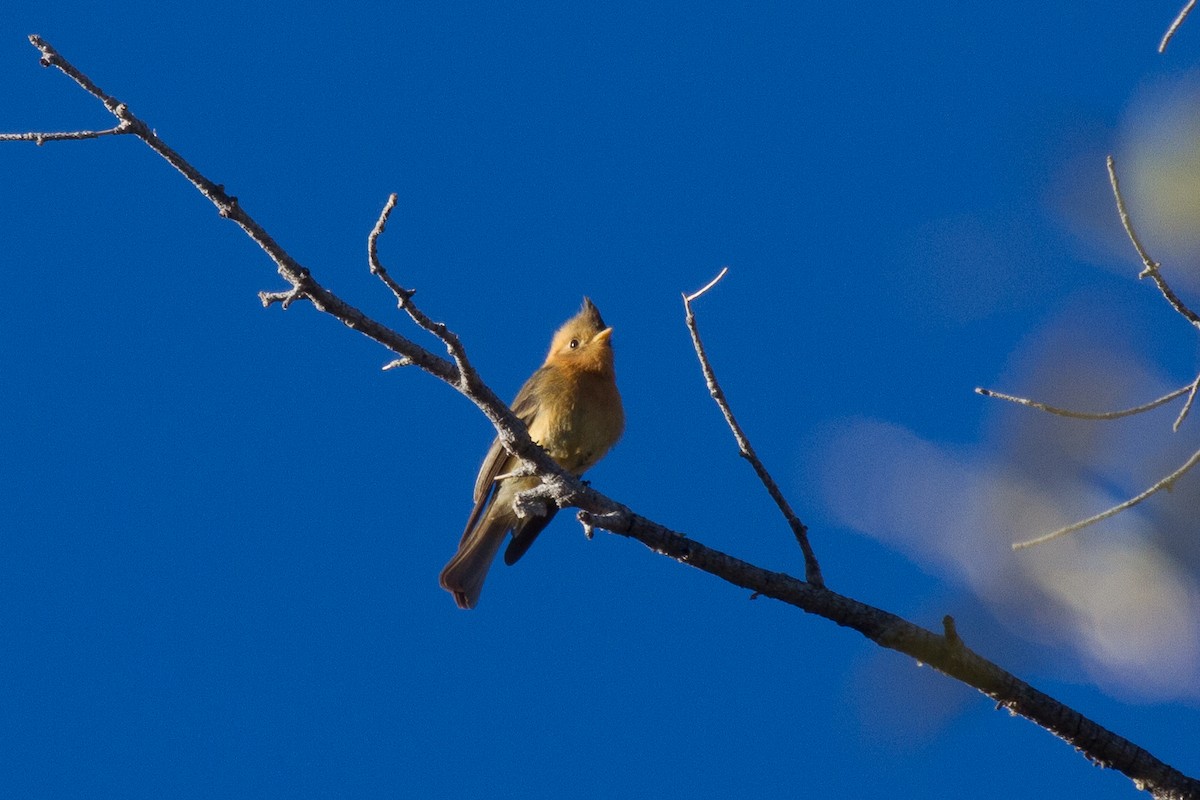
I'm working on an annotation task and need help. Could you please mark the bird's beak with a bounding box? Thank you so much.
[593,327,613,345]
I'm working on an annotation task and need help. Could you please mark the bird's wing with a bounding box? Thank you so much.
[471,370,544,503]
[457,369,549,548]
[458,437,513,549]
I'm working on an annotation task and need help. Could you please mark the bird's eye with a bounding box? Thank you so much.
[569,338,580,349]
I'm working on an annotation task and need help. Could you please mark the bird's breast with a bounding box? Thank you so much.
[529,371,623,474]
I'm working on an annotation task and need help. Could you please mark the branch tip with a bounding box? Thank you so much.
[258,287,308,309]
[684,266,730,304]
[368,194,400,273]
[1160,0,1197,53]
[382,357,413,371]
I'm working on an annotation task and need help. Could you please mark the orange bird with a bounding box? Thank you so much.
[439,298,624,609]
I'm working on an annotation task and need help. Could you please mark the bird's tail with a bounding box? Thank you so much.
[439,515,509,610]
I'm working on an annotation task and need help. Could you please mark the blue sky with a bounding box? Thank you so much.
[4,2,1200,798]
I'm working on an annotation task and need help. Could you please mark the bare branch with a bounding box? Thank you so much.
[684,266,729,302]
[365,194,478,392]
[608,509,1200,799]
[1160,0,1197,53]
[27,34,131,117]
[1013,444,1200,550]
[0,124,129,144]
[1107,155,1200,330]
[976,384,1193,420]
[368,194,409,303]
[682,268,824,587]
[988,159,1200,555]
[11,35,568,501]
[10,37,1200,799]
[16,36,466,392]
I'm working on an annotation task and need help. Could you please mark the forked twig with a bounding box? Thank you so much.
[1160,0,1197,53]
[1174,373,1200,432]
[985,158,1200,549]
[682,268,824,587]
[1012,444,1200,549]
[366,194,476,389]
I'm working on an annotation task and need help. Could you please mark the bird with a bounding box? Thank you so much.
[439,297,624,609]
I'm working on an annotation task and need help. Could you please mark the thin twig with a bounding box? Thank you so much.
[682,268,824,587]
[1160,0,1197,53]
[366,194,416,309]
[368,194,402,287]
[1013,444,1200,549]
[1107,155,1200,330]
[1174,372,1200,431]
[366,193,476,391]
[0,125,129,144]
[684,267,730,303]
[976,384,1193,420]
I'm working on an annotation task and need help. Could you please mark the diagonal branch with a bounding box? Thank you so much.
[18,39,461,389]
[583,507,1200,800]
[12,35,573,510]
[1160,0,1197,53]
[8,35,1199,800]
[1012,444,1200,550]
[683,267,823,586]
[1107,155,1200,330]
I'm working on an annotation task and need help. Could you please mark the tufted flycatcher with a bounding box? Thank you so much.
[439,297,624,609]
